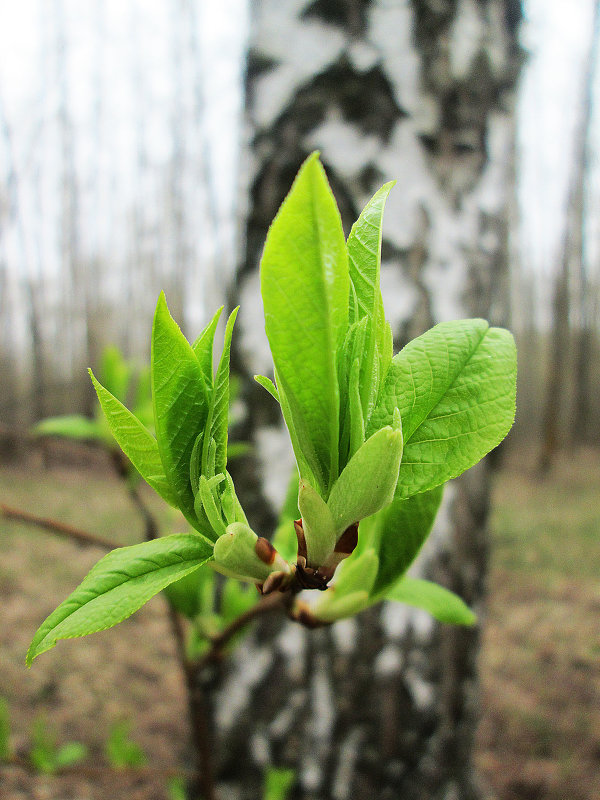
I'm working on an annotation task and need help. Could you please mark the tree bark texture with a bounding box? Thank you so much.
[224,2,522,798]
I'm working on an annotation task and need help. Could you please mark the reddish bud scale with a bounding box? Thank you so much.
[255,536,276,565]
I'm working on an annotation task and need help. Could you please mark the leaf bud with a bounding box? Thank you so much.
[213,522,291,584]
[327,415,403,537]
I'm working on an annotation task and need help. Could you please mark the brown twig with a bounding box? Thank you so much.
[0,503,118,551]
[196,588,290,668]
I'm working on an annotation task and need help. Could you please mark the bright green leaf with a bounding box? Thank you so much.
[385,576,476,626]
[261,153,348,496]
[368,320,516,498]
[333,548,378,597]
[263,766,296,800]
[311,589,370,623]
[32,414,104,442]
[90,371,179,507]
[327,421,403,536]
[192,306,224,383]
[272,468,300,563]
[151,293,211,526]
[298,479,337,567]
[0,698,10,761]
[27,534,214,665]
[202,307,238,479]
[369,485,444,595]
[100,345,131,401]
[347,181,395,418]
[254,374,279,402]
[55,742,88,769]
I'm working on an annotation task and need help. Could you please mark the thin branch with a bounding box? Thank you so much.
[196,588,290,669]
[0,503,118,550]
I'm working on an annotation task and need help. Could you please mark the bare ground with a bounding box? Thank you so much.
[1,445,599,799]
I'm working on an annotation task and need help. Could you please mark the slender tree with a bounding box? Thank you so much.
[224,2,523,798]
[539,0,600,469]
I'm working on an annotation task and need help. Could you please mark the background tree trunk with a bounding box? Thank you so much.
[539,0,600,468]
[222,2,522,799]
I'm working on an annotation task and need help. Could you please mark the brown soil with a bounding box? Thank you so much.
[1,446,599,799]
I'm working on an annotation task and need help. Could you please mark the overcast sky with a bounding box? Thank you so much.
[0,0,597,295]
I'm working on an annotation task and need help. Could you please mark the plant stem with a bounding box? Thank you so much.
[197,588,289,668]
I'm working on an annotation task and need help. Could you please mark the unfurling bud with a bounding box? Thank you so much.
[327,412,403,537]
[310,549,378,622]
[297,480,337,568]
[213,522,291,584]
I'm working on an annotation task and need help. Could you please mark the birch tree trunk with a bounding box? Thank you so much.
[223,3,522,798]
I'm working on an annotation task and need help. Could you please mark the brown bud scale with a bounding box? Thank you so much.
[255,536,276,565]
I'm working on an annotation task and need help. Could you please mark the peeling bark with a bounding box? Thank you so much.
[225,2,522,797]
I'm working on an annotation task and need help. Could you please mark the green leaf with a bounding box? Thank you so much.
[0,697,10,761]
[32,415,104,442]
[347,181,395,417]
[297,480,337,567]
[90,371,178,507]
[100,345,131,401]
[327,420,403,537]
[264,767,296,800]
[311,589,370,623]
[385,576,476,626]
[333,548,378,597]
[163,562,213,619]
[202,307,238,479]
[105,720,147,768]
[151,293,212,526]
[192,306,224,383]
[272,468,300,563]
[370,485,444,596]
[27,534,213,665]
[261,153,348,496]
[55,742,88,769]
[254,374,279,402]
[368,320,517,498]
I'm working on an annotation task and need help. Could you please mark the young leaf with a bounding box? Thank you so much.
[385,576,476,626]
[327,419,403,537]
[163,561,213,620]
[54,742,88,769]
[261,153,348,496]
[32,414,104,442]
[90,371,179,507]
[213,522,290,584]
[27,534,213,665]
[368,320,516,498]
[370,485,444,596]
[0,697,10,761]
[192,305,224,383]
[100,345,131,401]
[347,181,395,417]
[105,720,147,768]
[151,293,212,526]
[272,468,301,563]
[297,480,337,567]
[202,307,238,479]
[263,767,296,800]
[333,548,379,597]
[254,374,279,402]
[311,590,370,623]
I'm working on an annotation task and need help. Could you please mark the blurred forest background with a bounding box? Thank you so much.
[0,0,599,459]
[1,1,599,800]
